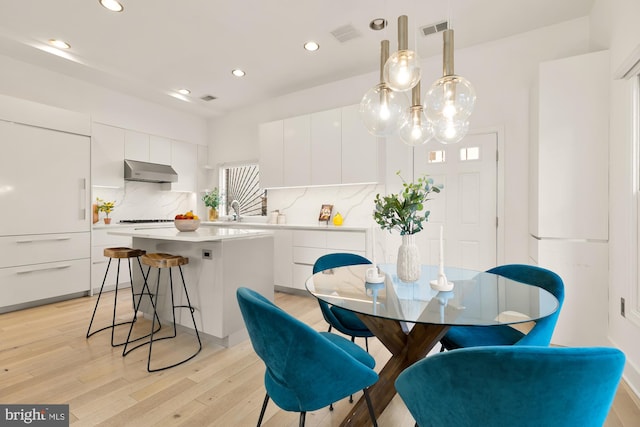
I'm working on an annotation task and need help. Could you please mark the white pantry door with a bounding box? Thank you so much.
[414,132,498,271]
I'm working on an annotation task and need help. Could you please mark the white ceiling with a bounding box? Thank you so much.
[0,0,595,118]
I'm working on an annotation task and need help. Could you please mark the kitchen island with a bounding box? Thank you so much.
[109,225,274,347]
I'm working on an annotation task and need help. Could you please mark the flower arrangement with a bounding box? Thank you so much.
[202,188,220,209]
[373,172,442,235]
[96,197,116,218]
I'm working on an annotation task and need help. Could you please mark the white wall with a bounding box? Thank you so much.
[591,0,640,396]
[208,18,592,265]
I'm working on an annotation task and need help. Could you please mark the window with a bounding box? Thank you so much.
[219,163,265,217]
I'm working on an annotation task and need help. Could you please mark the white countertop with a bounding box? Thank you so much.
[108,225,273,242]
[201,220,370,232]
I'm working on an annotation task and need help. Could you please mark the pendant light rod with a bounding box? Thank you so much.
[379,40,390,83]
[443,29,454,77]
[412,80,421,105]
[398,15,409,50]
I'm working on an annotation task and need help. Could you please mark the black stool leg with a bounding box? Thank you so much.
[122,265,162,356]
[86,257,113,339]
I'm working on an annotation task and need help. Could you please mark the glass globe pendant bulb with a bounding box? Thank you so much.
[384,50,421,92]
[424,75,476,122]
[359,83,409,137]
[433,118,469,144]
[398,106,433,146]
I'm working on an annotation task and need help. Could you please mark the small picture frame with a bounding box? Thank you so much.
[318,204,333,222]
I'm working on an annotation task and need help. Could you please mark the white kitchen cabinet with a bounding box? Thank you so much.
[259,120,284,188]
[288,229,366,291]
[197,144,210,194]
[149,135,172,164]
[341,104,380,184]
[171,139,197,192]
[92,123,125,188]
[124,130,150,162]
[311,108,341,185]
[283,115,311,187]
[273,230,293,288]
[91,228,133,293]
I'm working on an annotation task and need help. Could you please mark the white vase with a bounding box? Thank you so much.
[397,234,420,282]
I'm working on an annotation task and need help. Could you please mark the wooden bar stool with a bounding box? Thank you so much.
[86,247,159,347]
[123,252,202,372]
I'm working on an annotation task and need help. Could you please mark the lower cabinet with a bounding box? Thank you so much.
[0,232,90,312]
[287,229,366,291]
[91,228,133,293]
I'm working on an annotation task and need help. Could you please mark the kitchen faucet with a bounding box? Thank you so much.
[230,200,241,221]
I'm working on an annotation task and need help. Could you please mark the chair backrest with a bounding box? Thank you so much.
[312,253,372,327]
[312,252,372,274]
[236,287,377,412]
[396,346,625,427]
[486,264,564,345]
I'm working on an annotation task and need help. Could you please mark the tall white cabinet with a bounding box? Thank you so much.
[0,94,91,312]
[529,50,610,346]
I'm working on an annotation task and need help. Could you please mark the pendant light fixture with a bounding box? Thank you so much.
[398,81,434,146]
[384,15,421,92]
[360,40,409,137]
[424,28,476,144]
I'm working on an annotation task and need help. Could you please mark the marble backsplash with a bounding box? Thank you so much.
[92,181,195,223]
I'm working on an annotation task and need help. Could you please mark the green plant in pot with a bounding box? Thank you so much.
[373,172,442,281]
[202,188,220,221]
[96,197,116,224]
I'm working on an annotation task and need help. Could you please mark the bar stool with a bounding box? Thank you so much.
[123,252,202,372]
[86,247,160,347]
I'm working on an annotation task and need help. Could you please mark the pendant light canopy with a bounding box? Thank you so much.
[424,29,476,144]
[360,40,409,137]
[383,15,421,92]
[398,81,434,146]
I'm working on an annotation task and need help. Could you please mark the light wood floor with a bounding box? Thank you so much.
[1,291,639,426]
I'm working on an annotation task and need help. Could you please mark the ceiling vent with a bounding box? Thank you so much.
[331,24,362,43]
[420,20,449,37]
[200,95,217,102]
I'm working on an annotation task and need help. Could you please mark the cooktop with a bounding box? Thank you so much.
[119,219,174,224]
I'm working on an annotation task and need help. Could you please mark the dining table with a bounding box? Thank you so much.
[305,263,560,427]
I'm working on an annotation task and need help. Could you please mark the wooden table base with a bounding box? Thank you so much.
[340,315,450,427]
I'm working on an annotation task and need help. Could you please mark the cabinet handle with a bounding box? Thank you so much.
[16,264,72,274]
[79,178,87,220]
[16,237,72,244]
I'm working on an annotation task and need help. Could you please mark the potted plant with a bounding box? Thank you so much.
[373,172,442,281]
[202,188,220,221]
[96,198,116,224]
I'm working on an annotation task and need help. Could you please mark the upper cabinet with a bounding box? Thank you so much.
[171,139,198,192]
[259,104,379,188]
[92,123,125,188]
[124,130,149,162]
[149,135,172,164]
[259,120,284,188]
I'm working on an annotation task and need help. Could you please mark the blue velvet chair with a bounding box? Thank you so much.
[440,264,565,350]
[313,253,375,351]
[236,287,379,427]
[396,346,625,427]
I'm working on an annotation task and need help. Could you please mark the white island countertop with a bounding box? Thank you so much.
[108,225,272,242]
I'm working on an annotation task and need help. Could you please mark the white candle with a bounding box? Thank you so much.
[439,225,444,266]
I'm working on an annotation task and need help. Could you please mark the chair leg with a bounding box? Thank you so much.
[365,337,369,352]
[257,393,269,427]
[299,411,306,427]
[329,403,333,411]
[363,387,378,427]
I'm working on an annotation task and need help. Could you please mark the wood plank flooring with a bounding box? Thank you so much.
[1,291,639,426]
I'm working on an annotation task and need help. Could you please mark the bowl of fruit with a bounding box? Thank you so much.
[174,211,200,231]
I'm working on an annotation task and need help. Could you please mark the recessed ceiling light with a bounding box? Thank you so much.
[304,41,320,52]
[48,39,70,49]
[99,0,124,12]
[369,18,388,31]
[177,88,191,95]
[232,69,246,77]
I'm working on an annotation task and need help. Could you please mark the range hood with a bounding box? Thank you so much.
[124,159,178,183]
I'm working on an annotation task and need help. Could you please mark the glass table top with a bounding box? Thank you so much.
[305,264,559,326]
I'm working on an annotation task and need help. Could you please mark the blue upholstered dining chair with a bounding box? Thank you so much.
[395,346,625,427]
[440,264,565,350]
[236,287,379,427]
[313,253,375,351]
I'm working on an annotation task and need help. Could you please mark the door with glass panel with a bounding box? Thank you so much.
[414,132,498,271]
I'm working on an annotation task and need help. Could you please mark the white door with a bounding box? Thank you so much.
[414,132,498,271]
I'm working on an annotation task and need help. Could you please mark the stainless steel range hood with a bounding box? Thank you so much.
[124,159,178,183]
